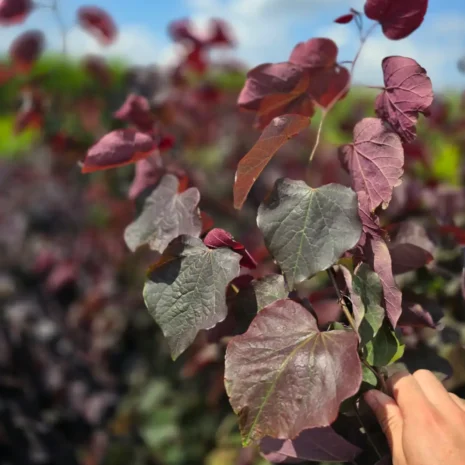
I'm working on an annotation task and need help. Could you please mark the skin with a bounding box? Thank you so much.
[364,370,465,465]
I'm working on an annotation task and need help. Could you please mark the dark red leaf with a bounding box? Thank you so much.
[82,55,112,86]
[364,0,428,40]
[158,134,175,152]
[15,91,44,133]
[439,225,465,245]
[233,115,309,209]
[225,299,362,445]
[357,190,383,240]
[204,228,257,269]
[9,30,44,72]
[260,427,362,463]
[388,221,434,274]
[77,6,118,45]
[206,18,235,47]
[114,94,154,132]
[238,62,315,129]
[82,129,157,173]
[398,301,436,329]
[365,236,402,327]
[168,18,201,45]
[289,38,338,69]
[0,0,32,25]
[339,118,404,211]
[334,13,355,24]
[375,56,433,143]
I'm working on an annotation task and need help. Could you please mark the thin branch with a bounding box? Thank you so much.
[327,268,357,333]
[308,111,326,163]
[51,0,68,55]
[353,400,383,460]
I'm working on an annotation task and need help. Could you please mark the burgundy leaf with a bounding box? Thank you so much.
[168,18,201,45]
[364,0,428,40]
[238,62,315,129]
[82,55,112,86]
[289,38,338,69]
[398,301,435,329]
[82,129,157,173]
[334,13,355,24]
[9,30,44,72]
[204,228,257,269]
[439,225,465,245]
[357,190,383,240]
[128,158,161,200]
[206,18,235,47]
[114,94,154,132]
[375,56,433,143]
[233,115,309,209]
[365,237,402,327]
[340,118,404,211]
[388,221,434,274]
[77,6,118,45]
[124,174,201,253]
[0,0,32,25]
[225,299,362,445]
[260,427,362,463]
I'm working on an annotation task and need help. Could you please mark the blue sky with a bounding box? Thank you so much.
[1,0,464,90]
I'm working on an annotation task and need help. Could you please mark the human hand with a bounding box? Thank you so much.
[364,370,465,465]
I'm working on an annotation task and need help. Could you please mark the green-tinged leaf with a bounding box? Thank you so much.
[225,299,362,445]
[125,174,201,253]
[144,235,241,359]
[362,365,378,387]
[253,274,288,311]
[365,324,405,367]
[257,179,362,289]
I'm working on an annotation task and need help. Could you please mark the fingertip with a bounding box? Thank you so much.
[364,389,395,411]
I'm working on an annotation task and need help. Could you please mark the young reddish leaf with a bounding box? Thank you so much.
[204,228,257,269]
[334,13,355,24]
[114,94,154,132]
[364,0,428,40]
[82,129,157,173]
[398,301,436,329]
[225,299,362,445]
[168,18,200,45]
[257,180,362,289]
[144,235,241,359]
[365,237,402,327]
[158,134,175,152]
[233,115,309,209]
[365,0,428,40]
[340,118,404,211]
[388,221,434,274]
[128,159,160,200]
[77,6,118,45]
[124,174,201,253]
[375,56,433,143]
[238,63,315,129]
[9,30,45,72]
[260,427,362,463]
[289,38,338,69]
[0,0,32,25]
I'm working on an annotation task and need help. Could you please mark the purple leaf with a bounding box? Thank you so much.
[82,129,157,173]
[128,158,161,200]
[289,38,338,69]
[233,115,309,209]
[334,13,355,24]
[124,174,201,253]
[398,301,436,329]
[388,221,434,274]
[77,6,118,45]
[364,0,428,40]
[365,237,402,327]
[9,30,44,72]
[260,427,362,463]
[340,118,404,211]
[375,56,433,143]
[114,94,154,132]
[0,0,32,25]
[225,299,362,445]
[204,228,257,269]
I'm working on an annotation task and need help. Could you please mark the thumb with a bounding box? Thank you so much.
[364,390,403,452]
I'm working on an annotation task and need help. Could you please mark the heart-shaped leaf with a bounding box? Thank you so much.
[365,322,404,367]
[289,38,338,69]
[364,0,428,40]
[9,30,44,72]
[398,301,436,329]
[114,93,154,132]
[225,299,362,445]
[257,179,362,289]
[0,0,32,25]
[124,174,201,253]
[365,237,402,327]
[144,235,241,359]
[233,115,309,210]
[260,427,362,463]
[204,228,257,269]
[82,129,157,173]
[340,118,404,211]
[375,56,433,142]
[77,6,118,45]
[238,63,315,129]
